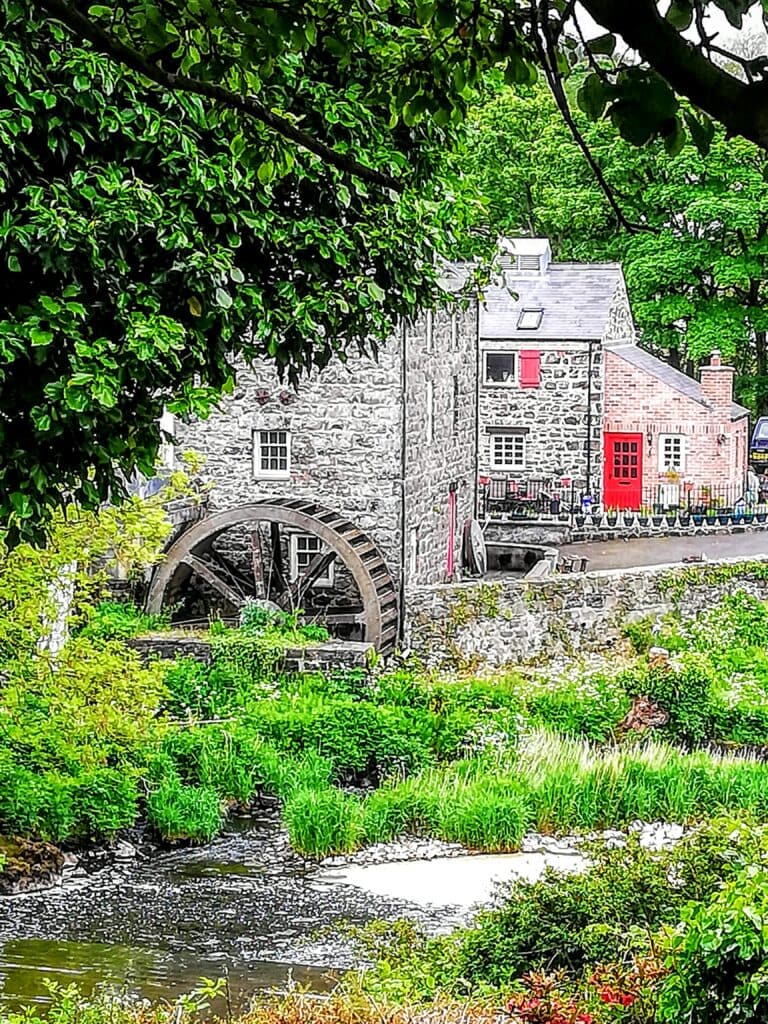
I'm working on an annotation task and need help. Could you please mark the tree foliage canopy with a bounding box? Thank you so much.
[5,0,768,540]
[462,78,768,415]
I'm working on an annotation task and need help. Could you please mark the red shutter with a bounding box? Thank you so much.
[519,349,541,388]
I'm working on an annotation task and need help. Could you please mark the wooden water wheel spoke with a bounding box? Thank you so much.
[182,553,246,608]
[147,500,400,652]
[249,525,267,601]
[269,521,289,596]
[323,610,365,625]
[278,548,337,610]
[206,548,255,598]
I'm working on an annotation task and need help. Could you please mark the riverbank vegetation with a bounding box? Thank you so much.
[8,506,768,1021]
[8,578,768,851]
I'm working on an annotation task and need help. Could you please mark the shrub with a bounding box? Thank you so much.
[283,786,363,857]
[450,837,677,988]
[524,671,630,742]
[658,868,768,1024]
[68,768,139,839]
[146,777,223,842]
[622,653,715,744]
[247,699,434,783]
[78,601,170,641]
[161,724,263,803]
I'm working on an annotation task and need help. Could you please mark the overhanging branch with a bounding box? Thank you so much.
[35,0,403,192]
[580,0,768,150]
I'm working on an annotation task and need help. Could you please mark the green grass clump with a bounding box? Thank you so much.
[77,600,170,641]
[146,777,223,842]
[284,786,363,857]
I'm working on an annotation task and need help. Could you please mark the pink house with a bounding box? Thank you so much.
[603,347,749,511]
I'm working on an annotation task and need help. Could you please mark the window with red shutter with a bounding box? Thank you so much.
[519,350,540,388]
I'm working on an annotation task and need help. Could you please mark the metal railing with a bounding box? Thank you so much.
[481,475,767,524]
[481,476,591,519]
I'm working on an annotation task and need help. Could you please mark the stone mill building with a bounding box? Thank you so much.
[157,296,479,652]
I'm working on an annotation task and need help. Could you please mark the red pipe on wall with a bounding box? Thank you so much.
[446,488,457,580]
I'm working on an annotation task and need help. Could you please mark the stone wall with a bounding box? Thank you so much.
[177,345,405,578]
[478,340,603,493]
[403,302,478,589]
[406,556,768,667]
[127,635,373,671]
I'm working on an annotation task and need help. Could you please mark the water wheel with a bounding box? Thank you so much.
[146,498,400,652]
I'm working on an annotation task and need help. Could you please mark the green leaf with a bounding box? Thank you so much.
[684,110,716,155]
[587,33,617,56]
[214,287,233,310]
[577,74,608,120]
[30,328,53,346]
[663,116,687,157]
[257,159,274,185]
[367,280,385,303]
[188,296,202,317]
[666,0,694,29]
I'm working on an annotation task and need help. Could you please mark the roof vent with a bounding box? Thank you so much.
[497,237,552,275]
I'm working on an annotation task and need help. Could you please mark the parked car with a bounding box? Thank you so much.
[750,418,768,471]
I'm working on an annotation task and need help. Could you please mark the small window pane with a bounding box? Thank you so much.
[484,352,517,384]
[256,429,290,477]
[490,433,525,470]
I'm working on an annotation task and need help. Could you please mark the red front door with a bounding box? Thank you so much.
[603,432,643,510]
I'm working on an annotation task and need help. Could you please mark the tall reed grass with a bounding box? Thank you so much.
[282,730,768,858]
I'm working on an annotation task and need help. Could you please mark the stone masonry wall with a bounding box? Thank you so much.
[406,556,768,667]
[478,340,603,493]
[403,301,478,589]
[177,345,404,579]
[605,350,749,497]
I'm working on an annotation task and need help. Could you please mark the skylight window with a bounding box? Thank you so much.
[518,308,543,330]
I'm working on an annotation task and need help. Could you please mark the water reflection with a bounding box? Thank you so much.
[0,937,336,1012]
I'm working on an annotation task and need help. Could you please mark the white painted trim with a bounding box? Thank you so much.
[483,350,518,387]
[253,428,291,480]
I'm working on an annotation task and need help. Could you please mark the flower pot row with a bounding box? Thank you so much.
[574,511,768,529]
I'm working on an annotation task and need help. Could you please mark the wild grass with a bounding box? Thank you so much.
[281,731,768,858]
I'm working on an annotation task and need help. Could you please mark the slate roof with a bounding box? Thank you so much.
[480,263,624,340]
[612,343,749,422]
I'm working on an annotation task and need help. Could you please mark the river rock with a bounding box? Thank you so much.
[113,841,137,862]
[0,838,65,895]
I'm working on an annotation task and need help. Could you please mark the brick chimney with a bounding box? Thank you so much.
[699,350,734,414]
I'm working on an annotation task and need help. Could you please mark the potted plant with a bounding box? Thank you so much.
[638,505,650,527]
[758,509,768,524]
[623,509,636,527]
[665,510,678,527]
[605,506,618,526]
[679,510,691,526]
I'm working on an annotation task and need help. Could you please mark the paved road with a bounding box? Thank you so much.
[558,531,768,572]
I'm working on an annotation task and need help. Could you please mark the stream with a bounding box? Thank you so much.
[0,816,586,1014]
[0,817,466,1013]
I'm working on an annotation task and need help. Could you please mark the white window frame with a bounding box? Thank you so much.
[426,381,434,442]
[254,428,291,479]
[450,313,459,351]
[659,433,686,473]
[289,532,335,588]
[483,351,518,387]
[490,432,525,471]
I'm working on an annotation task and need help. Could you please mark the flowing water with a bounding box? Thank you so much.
[0,816,582,1013]
[0,817,462,1013]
